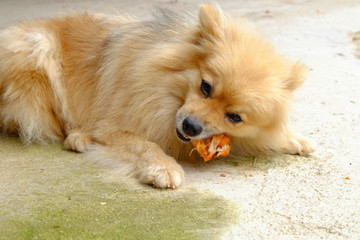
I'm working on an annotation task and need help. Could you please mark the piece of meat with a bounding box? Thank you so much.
[190,134,231,162]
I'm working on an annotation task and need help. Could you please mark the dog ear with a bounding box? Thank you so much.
[198,4,223,38]
[285,62,309,91]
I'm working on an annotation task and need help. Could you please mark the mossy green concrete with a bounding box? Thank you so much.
[0,136,237,240]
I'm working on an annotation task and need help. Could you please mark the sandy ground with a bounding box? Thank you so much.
[1,0,360,239]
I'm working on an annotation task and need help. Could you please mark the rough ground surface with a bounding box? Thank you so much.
[1,0,360,239]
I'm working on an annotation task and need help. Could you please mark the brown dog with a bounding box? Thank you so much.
[0,4,313,188]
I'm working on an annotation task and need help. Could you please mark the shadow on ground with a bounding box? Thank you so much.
[352,31,360,58]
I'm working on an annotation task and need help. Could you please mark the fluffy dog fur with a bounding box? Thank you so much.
[0,4,313,188]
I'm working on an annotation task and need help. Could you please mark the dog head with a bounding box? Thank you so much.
[176,4,307,142]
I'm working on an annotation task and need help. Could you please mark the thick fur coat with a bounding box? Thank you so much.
[0,4,313,188]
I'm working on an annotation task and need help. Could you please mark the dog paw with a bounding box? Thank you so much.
[286,137,315,156]
[139,156,184,189]
[64,131,92,153]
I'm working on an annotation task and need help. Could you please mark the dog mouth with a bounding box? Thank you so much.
[176,129,190,142]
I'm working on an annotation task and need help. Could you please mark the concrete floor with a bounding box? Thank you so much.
[1,0,360,239]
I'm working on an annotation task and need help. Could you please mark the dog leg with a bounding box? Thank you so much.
[86,131,184,189]
[64,130,93,153]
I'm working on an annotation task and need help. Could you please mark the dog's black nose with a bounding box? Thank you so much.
[182,117,202,137]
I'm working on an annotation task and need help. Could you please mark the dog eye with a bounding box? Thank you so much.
[226,113,242,123]
[201,80,212,98]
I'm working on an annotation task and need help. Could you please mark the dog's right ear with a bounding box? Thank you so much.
[198,4,224,39]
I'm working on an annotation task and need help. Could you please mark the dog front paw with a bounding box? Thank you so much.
[64,131,92,153]
[139,155,184,189]
[285,137,315,156]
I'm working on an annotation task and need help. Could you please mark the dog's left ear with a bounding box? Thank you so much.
[285,62,309,91]
[198,4,224,38]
